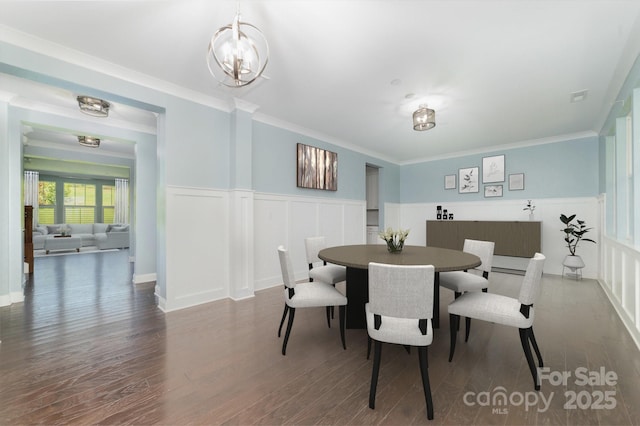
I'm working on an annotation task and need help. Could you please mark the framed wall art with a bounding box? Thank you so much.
[509,173,525,190]
[458,167,479,193]
[482,154,505,183]
[484,185,503,198]
[296,143,338,191]
[444,174,456,190]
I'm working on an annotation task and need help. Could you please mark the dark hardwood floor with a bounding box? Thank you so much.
[1,250,639,425]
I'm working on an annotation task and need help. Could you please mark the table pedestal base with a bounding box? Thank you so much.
[346,267,368,329]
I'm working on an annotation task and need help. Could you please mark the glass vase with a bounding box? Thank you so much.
[386,240,404,253]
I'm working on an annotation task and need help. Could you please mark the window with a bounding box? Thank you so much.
[38,180,56,224]
[102,184,115,224]
[35,176,124,224]
[64,183,96,224]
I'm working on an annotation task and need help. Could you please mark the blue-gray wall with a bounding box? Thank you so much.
[252,121,401,203]
[400,136,599,203]
[164,97,230,189]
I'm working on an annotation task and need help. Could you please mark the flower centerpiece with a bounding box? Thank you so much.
[379,227,409,253]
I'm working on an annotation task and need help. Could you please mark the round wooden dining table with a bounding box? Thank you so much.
[318,244,481,329]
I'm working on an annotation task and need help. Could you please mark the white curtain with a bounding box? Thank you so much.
[24,170,39,225]
[115,178,129,224]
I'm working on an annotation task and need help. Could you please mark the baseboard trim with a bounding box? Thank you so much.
[492,267,526,276]
[133,272,157,285]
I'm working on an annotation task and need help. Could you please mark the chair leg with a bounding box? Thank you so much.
[331,283,337,319]
[464,317,471,342]
[339,305,346,350]
[277,304,289,337]
[454,292,462,331]
[519,327,540,390]
[326,307,331,328]
[449,313,459,362]
[418,346,434,420]
[282,308,296,356]
[369,340,382,409]
[529,327,544,367]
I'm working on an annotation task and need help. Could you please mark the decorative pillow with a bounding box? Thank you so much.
[70,223,92,234]
[110,225,128,232]
[35,226,48,235]
[106,224,113,233]
[93,223,109,233]
[47,225,62,234]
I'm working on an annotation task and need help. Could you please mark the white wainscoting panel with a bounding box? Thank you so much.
[343,203,366,245]
[601,236,640,349]
[164,186,229,312]
[319,203,346,247]
[229,190,255,300]
[290,200,320,270]
[254,193,366,291]
[253,196,290,292]
[382,203,402,237]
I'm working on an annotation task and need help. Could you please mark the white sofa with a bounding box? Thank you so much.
[33,223,130,250]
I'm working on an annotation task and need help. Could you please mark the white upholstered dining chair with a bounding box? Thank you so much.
[448,253,546,390]
[305,236,346,285]
[277,246,348,355]
[439,239,495,340]
[304,236,346,322]
[366,262,435,420]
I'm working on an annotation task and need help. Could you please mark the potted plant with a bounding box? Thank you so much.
[560,214,595,275]
[523,200,536,221]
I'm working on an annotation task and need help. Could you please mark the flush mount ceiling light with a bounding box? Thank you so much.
[413,104,436,131]
[206,6,269,87]
[77,96,110,117]
[78,135,100,148]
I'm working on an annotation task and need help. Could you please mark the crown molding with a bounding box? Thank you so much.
[401,130,598,165]
[0,25,232,113]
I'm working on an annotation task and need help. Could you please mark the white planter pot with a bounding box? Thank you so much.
[563,254,585,279]
[563,254,585,270]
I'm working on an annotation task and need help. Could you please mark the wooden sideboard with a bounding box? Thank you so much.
[426,220,541,258]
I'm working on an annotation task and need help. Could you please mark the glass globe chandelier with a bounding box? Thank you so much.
[206,8,269,88]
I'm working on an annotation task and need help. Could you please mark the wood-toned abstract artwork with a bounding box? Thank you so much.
[296,143,338,191]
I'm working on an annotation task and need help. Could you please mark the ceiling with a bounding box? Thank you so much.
[1,1,640,164]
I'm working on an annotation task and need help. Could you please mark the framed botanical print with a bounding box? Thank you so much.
[484,185,503,198]
[458,167,479,193]
[482,154,505,183]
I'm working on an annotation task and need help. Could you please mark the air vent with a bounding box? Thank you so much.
[570,90,588,103]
